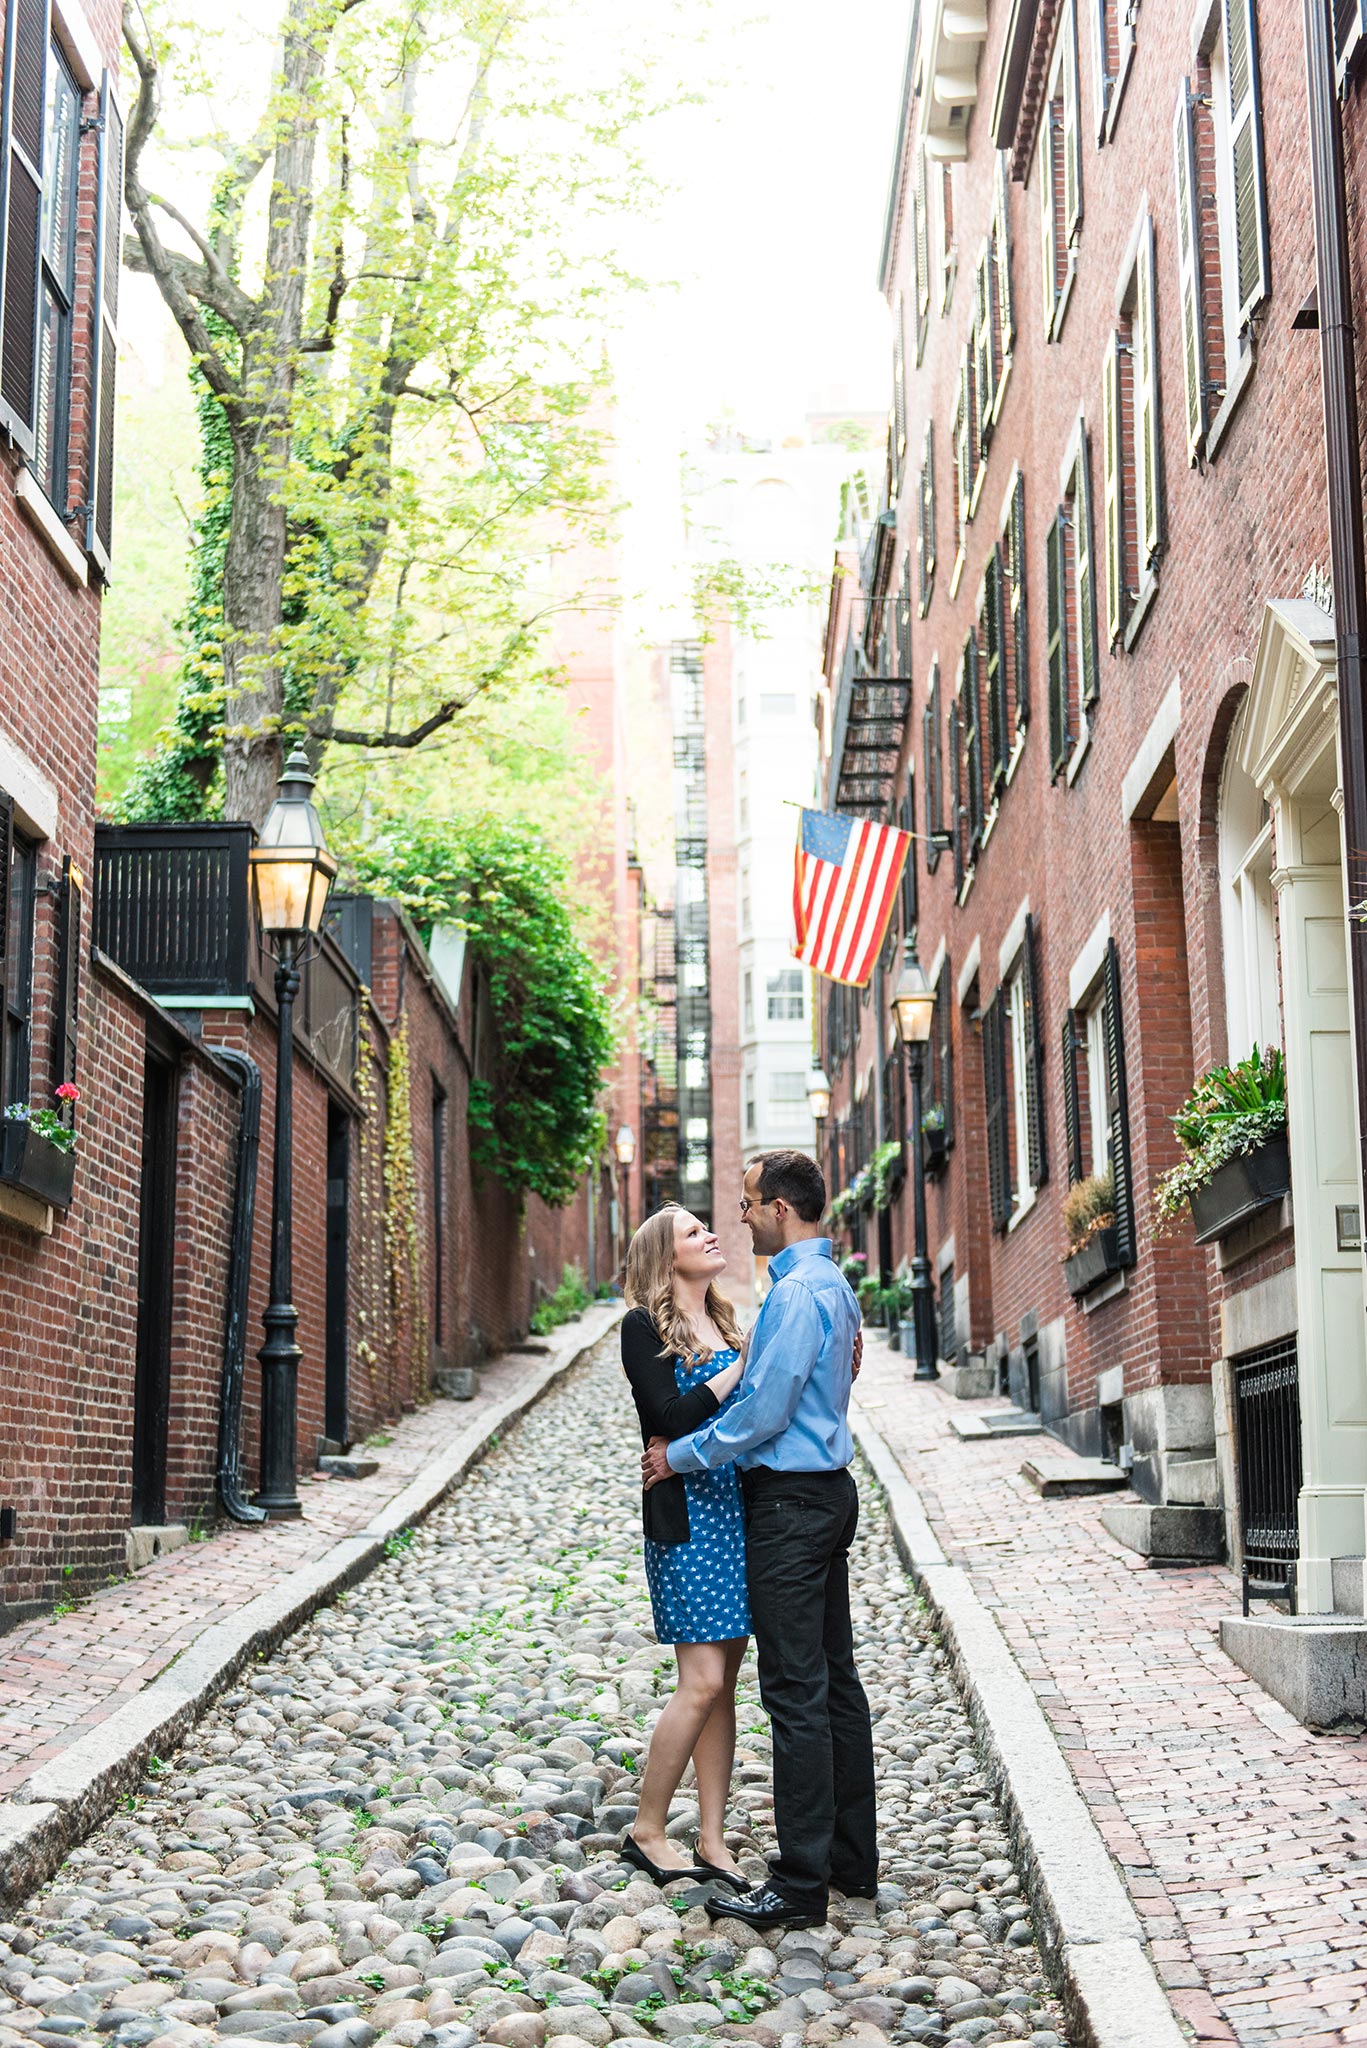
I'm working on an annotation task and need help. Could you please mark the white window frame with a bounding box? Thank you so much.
[1083,992,1111,1179]
[1039,0,1081,342]
[1005,964,1035,1225]
[1219,702,1281,1062]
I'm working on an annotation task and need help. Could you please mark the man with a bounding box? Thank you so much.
[641,1149,877,1931]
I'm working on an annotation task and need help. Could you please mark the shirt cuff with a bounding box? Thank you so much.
[666,1433,704,1475]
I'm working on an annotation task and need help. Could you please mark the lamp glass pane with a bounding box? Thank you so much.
[254,855,316,935]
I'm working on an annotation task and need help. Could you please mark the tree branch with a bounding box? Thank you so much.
[121,3,245,383]
[329,695,467,749]
[301,106,350,352]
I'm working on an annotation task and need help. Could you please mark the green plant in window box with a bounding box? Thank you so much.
[2,1084,79,1208]
[1152,1045,1287,1236]
[869,1139,905,1211]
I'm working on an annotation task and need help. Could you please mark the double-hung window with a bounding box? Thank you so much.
[982,914,1047,1231]
[1092,0,1139,142]
[1102,211,1164,651]
[1039,0,1082,340]
[917,420,936,616]
[1173,0,1269,463]
[3,822,37,1111]
[1062,937,1136,1265]
[33,42,81,511]
[766,969,804,1022]
[1046,421,1099,781]
[922,661,944,873]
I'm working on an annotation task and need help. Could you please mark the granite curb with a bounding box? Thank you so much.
[0,1304,623,1910]
[850,1395,1187,2048]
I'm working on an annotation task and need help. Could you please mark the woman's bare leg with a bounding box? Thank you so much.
[692,1637,747,1871]
[631,1641,728,1864]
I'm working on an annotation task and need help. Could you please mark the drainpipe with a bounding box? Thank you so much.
[215,1048,267,1524]
[873,959,891,1286]
[1304,0,1367,1227]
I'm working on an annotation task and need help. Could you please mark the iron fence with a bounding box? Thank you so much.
[94,823,254,996]
[1232,1336,1302,1614]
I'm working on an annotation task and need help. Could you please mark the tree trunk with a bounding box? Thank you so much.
[220,0,328,827]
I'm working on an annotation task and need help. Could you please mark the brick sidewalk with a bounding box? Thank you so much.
[0,1316,614,1799]
[858,1334,1367,2048]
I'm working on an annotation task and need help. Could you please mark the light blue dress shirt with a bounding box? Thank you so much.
[665,1237,860,1476]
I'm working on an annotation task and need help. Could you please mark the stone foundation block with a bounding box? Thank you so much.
[1100,1501,1224,1562]
[1220,1613,1367,1731]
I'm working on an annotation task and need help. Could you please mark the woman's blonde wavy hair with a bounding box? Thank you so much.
[624,1203,745,1364]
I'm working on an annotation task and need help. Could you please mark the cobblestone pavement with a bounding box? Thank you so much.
[856,1336,1367,2048]
[0,1340,592,1797]
[0,1335,1068,2048]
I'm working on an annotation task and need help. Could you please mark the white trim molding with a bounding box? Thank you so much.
[0,726,59,841]
[997,895,1031,979]
[957,934,982,1009]
[1122,677,1182,821]
[1069,908,1112,1010]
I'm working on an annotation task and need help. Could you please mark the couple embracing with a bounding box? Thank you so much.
[618,1149,877,1933]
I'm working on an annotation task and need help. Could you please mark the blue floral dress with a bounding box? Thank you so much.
[642,1349,751,1644]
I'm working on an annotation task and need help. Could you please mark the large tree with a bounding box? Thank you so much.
[121,0,670,824]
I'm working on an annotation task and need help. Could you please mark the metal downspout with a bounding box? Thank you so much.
[215,1047,267,1524]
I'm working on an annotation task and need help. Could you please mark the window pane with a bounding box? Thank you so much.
[42,57,81,286]
[6,836,37,1106]
[769,1072,807,1101]
[759,694,796,717]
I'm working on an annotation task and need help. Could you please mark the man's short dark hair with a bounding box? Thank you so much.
[749,1149,826,1223]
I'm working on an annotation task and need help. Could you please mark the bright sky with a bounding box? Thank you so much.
[613,0,910,633]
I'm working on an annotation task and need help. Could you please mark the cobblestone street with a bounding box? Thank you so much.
[0,1336,1066,2048]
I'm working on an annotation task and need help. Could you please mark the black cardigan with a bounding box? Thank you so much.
[622,1306,721,1546]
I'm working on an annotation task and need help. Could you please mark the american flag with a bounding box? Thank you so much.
[792,808,912,988]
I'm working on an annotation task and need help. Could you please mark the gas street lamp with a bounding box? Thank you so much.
[249,746,339,1518]
[892,950,939,1383]
[615,1124,637,1247]
[805,1062,832,1125]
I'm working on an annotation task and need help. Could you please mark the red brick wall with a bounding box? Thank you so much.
[821,0,1326,1432]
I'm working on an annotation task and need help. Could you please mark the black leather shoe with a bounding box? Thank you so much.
[705,1882,825,1929]
[620,1835,713,1885]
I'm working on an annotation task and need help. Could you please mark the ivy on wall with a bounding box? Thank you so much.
[384,1015,430,1407]
[343,817,615,1207]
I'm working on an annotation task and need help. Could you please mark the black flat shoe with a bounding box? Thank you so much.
[705,1881,824,1929]
[691,1857,747,1889]
[621,1834,713,1885]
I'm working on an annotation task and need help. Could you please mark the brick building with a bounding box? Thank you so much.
[0,0,625,1625]
[818,0,1367,1651]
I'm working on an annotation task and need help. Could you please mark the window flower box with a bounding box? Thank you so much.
[923,1124,949,1177]
[1188,1131,1290,1245]
[1064,1224,1123,1298]
[1,1120,75,1209]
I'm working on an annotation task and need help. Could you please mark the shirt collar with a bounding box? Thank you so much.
[768,1236,833,1280]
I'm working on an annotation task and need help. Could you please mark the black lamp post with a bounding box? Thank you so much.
[892,949,939,1383]
[249,746,339,1519]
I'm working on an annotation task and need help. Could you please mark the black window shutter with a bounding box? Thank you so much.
[1224,0,1269,329]
[1046,510,1070,778]
[1103,936,1136,1264]
[52,854,81,1096]
[1075,429,1100,709]
[900,775,917,933]
[1061,1009,1083,1184]
[963,635,983,851]
[87,70,124,577]
[0,0,49,453]
[1010,470,1028,730]
[0,788,11,1109]
[1021,912,1047,1190]
[949,697,964,892]
[982,990,1012,1230]
[985,544,1008,787]
[939,957,954,1147]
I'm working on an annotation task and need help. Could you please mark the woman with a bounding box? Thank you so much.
[620,1204,750,1887]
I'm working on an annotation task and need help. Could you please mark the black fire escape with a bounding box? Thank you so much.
[671,643,713,1225]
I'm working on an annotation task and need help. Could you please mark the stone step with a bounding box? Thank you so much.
[1221,1612,1367,1731]
[1021,1455,1129,1497]
[1101,1499,1224,1562]
[316,1454,380,1479]
[950,1408,1044,1440]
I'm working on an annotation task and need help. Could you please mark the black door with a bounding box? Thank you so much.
[325,1102,350,1446]
[132,1051,178,1525]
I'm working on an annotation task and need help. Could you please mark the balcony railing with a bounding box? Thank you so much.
[94,822,361,1095]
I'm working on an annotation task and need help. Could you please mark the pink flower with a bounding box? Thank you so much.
[55,1083,80,1103]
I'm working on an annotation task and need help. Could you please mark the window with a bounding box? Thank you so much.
[922,661,944,872]
[1046,423,1099,781]
[743,971,754,1032]
[740,869,750,932]
[745,1078,756,1135]
[978,480,1029,800]
[1218,700,1280,1061]
[892,293,908,498]
[1039,0,1082,340]
[766,969,804,1022]
[3,817,37,1111]
[33,45,80,509]
[933,956,955,1143]
[1093,0,1139,140]
[1173,0,1269,463]
[983,915,1047,1230]
[1061,937,1135,1264]
[974,160,1016,458]
[940,161,957,310]
[917,421,936,616]
[952,342,977,578]
[913,140,931,363]
[760,693,796,718]
[896,551,913,676]
[1102,214,1164,651]
[769,1070,809,1130]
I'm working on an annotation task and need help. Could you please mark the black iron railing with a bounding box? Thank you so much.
[1233,1336,1302,1614]
[938,1262,957,1362]
[94,823,254,996]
